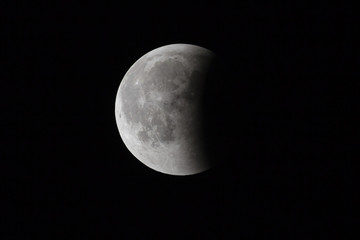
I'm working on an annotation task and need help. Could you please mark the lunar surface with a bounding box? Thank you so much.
[115,43,215,175]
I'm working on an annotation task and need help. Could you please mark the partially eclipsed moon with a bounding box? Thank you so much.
[115,43,215,175]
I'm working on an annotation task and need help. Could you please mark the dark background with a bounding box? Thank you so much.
[2,1,356,239]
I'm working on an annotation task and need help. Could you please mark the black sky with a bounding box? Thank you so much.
[3,1,356,239]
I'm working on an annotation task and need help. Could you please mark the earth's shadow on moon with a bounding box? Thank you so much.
[201,54,246,174]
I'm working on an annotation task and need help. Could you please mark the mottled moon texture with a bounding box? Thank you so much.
[115,43,215,175]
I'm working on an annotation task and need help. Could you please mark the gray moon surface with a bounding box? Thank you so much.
[115,43,215,175]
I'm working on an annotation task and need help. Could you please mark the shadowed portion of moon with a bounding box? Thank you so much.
[115,44,218,175]
[201,54,233,170]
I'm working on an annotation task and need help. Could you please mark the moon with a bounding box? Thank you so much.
[115,43,215,175]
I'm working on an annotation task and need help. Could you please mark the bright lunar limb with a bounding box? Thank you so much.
[115,43,215,175]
